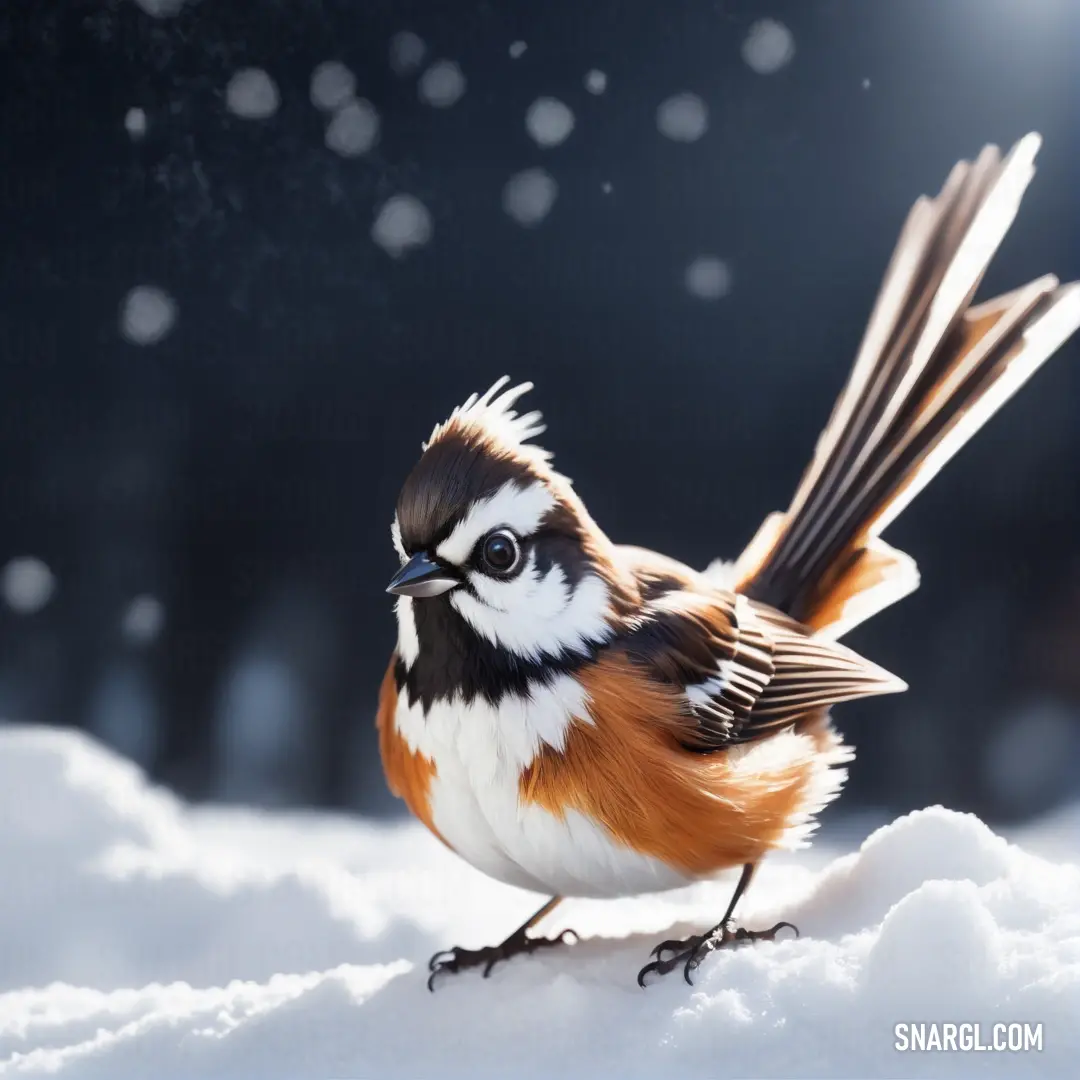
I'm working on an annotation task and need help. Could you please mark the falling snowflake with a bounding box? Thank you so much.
[418,61,466,108]
[503,168,558,227]
[310,62,356,112]
[225,68,280,120]
[122,596,166,645]
[525,98,575,148]
[120,286,177,345]
[131,0,187,16]
[509,41,527,59]
[742,19,796,75]
[372,196,433,258]
[325,100,380,157]
[124,107,147,139]
[685,257,733,300]
[389,31,427,75]
[1,557,56,615]
[584,70,607,95]
[656,93,708,142]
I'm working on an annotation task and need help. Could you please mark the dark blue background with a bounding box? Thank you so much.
[2,0,1078,822]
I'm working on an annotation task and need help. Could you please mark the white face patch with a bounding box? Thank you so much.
[394,596,420,667]
[451,560,613,661]
[435,480,557,566]
[390,517,407,564]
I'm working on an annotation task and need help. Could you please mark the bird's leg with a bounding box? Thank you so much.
[428,896,576,991]
[637,863,798,987]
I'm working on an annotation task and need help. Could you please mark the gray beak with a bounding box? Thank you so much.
[386,552,461,598]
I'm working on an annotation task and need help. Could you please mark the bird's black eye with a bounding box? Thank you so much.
[479,529,521,575]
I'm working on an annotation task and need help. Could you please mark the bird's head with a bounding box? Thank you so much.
[388,377,630,670]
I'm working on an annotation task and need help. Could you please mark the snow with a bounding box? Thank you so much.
[118,285,176,345]
[388,31,426,76]
[509,41,528,60]
[324,99,380,158]
[657,92,708,142]
[371,195,433,258]
[685,256,733,300]
[418,60,466,108]
[502,168,558,227]
[1,725,1076,1078]
[123,108,147,140]
[525,97,575,148]
[1,557,56,615]
[120,596,165,646]
[224,68,279,121]
[585,69,608,95]
[742,18,796,75]
[309,61,356,113]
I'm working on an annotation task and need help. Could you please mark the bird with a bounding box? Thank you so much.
[377,132,1080,990]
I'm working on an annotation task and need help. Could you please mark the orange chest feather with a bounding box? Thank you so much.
[375,660,447,847]
[518,653,818,875]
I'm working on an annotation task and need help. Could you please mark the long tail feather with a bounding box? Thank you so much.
[737,133,1080,638]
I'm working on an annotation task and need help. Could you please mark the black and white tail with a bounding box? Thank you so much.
[735,133,1080,639]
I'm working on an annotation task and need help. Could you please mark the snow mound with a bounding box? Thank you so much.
[1,727,1076,1078]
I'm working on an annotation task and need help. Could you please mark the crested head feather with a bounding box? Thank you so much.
[424,376,552,466]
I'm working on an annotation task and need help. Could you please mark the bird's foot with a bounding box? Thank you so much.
[427,927,577,991]
[637,920,798,987]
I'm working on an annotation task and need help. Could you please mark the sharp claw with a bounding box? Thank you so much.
[428,949,454,972]
[637,961,660,988]
[424,930,574,988]
[641,919,799,985]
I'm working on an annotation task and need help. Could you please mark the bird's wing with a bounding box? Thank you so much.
[619,585,906,750]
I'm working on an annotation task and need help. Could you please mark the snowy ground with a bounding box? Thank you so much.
[0,726,1075,1078]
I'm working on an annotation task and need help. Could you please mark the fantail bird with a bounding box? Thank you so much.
[377,132,1080,990]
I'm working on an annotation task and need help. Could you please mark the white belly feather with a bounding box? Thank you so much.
[393,677,690,898]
